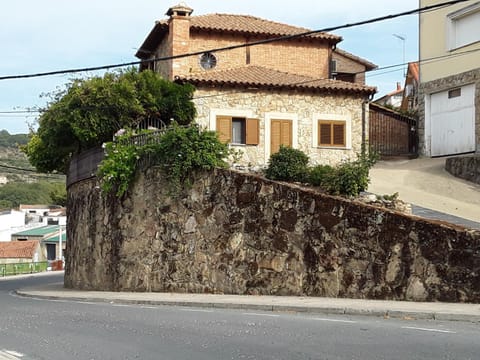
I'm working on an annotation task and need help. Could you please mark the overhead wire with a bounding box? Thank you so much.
[0,0,470,81]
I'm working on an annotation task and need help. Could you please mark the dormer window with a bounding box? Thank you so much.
[200,52,217,70]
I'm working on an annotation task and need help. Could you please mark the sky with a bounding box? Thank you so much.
[0,0,419,134]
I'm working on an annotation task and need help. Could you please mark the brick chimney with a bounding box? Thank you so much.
[166,3,193,80]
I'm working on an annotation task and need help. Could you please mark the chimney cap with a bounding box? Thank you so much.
[166,3,193,17]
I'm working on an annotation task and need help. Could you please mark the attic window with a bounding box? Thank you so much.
[200,52,217,70]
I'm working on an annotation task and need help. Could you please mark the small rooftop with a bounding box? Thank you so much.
[0,240,39,259]
[12,225,62,237]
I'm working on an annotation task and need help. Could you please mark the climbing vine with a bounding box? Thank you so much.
[97,124,230,197]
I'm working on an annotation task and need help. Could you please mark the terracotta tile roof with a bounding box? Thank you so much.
[136,13,341,58]
[188,14,341,42]
[0,240,39,259]
[176,65,377,95]
[408,62,419,82]
[333,48,377,70]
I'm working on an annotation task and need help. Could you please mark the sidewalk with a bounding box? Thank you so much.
[15,283,480,323]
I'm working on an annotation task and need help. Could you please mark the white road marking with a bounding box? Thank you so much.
[179,308,214,313]
[402,326,456,334]
[4,351,23,357]
[242,312,280,318]
[0,349,24,359]
[312,318,357,324]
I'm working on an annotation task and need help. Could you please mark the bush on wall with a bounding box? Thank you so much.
[97,124,230,197]
[264,145,309,182]
[265,146,378,197]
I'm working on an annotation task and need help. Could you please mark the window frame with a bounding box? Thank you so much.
[447,2,480,50]
[215,116,259,146]
[318,120,347,148]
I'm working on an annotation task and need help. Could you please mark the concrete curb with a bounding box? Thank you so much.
[14,288,480,323]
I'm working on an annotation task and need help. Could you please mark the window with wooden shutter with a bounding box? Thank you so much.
[318,120,346,147]
[216,116,259,146]
[271,119,292,154]
[246,118,259,145]
[216,116,232,143]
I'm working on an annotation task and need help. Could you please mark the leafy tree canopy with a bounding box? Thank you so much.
[23,69,196,174]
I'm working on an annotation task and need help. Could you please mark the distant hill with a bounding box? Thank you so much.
[0,130,64,184]
[0,130,66,209]
[0,130,28,148]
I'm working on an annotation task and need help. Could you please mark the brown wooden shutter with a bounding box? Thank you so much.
[216,116,232,143]
[246,118,259,145]
[281,120,292,147]
[319,122,332,146]
[332,123,346,146]
[271,120,281,154]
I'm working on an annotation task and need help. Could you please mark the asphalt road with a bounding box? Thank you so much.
[1,273,479,360]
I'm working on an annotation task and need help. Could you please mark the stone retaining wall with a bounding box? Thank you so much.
[445,155,480,185]
[65,169,480,302]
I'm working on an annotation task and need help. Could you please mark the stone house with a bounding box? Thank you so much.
[419,0,480,157]
[136,4,376,166]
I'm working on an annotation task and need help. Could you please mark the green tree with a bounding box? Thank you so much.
[23,69,196,174]
[49,183,67,206]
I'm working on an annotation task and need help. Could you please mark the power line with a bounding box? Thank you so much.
[0,111,40,114]
[0,0,469,81]
[192,46,480,100]
[0,163,38,173]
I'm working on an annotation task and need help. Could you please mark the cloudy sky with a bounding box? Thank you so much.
[0,0,419,134]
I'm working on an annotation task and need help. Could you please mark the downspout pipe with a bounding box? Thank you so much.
[361,94,374,155]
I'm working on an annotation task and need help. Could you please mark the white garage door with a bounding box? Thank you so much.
[429,83,475,156]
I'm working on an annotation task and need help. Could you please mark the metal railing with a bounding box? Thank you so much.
[67,126,175,187]
[0,261,49,277]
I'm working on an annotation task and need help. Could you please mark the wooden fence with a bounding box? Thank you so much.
[369,103,418,157]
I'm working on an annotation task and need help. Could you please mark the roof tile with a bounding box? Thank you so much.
[177,65,376,95]
[0,240,39,259]
[188,14,341,42]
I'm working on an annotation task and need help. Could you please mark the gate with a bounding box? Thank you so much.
[369,103,418,157]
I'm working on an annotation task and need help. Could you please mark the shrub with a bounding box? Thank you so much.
[307,164,335,187]
[265,146,309,182]
[98,124,230,197]
[324,151,378,197]
[152,123,229,192]
[97,131,140,197]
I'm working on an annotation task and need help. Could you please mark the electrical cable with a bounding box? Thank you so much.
[0,0,469,81]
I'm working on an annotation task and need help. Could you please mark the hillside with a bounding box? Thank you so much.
[0,131,63,182]
[0,131,66,208]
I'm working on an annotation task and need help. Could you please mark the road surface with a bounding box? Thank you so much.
[1,273,479,360]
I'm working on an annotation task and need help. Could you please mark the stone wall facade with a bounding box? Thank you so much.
[65,169,480,302]
[445,155,480,185]
[193,87,366,167]
[418,68,480,156]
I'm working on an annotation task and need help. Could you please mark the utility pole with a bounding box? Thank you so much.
[58,225,63,268]
[393,34,406,77]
